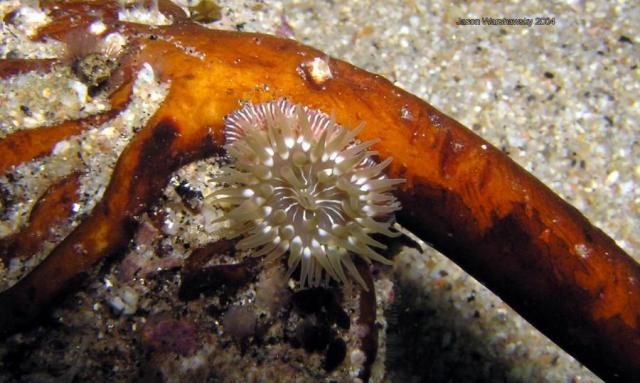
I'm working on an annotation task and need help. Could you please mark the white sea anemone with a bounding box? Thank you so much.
[209,99,403,288]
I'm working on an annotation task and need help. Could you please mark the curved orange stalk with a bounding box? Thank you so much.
[0,1,637,381]
[0,59,56,79]
[0,172,81,264]
[0,82,132,174]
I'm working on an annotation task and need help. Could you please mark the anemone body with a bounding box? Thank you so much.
[210,99,403,288]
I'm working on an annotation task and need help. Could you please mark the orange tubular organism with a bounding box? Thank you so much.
[0,1,638,381]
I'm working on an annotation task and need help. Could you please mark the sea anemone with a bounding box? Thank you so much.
[208,99,403,288]
[62,29,127,93]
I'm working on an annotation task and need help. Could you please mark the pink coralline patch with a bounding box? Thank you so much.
[141,313,198,357]
[134,219,162,248]
[119,251,183,281]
